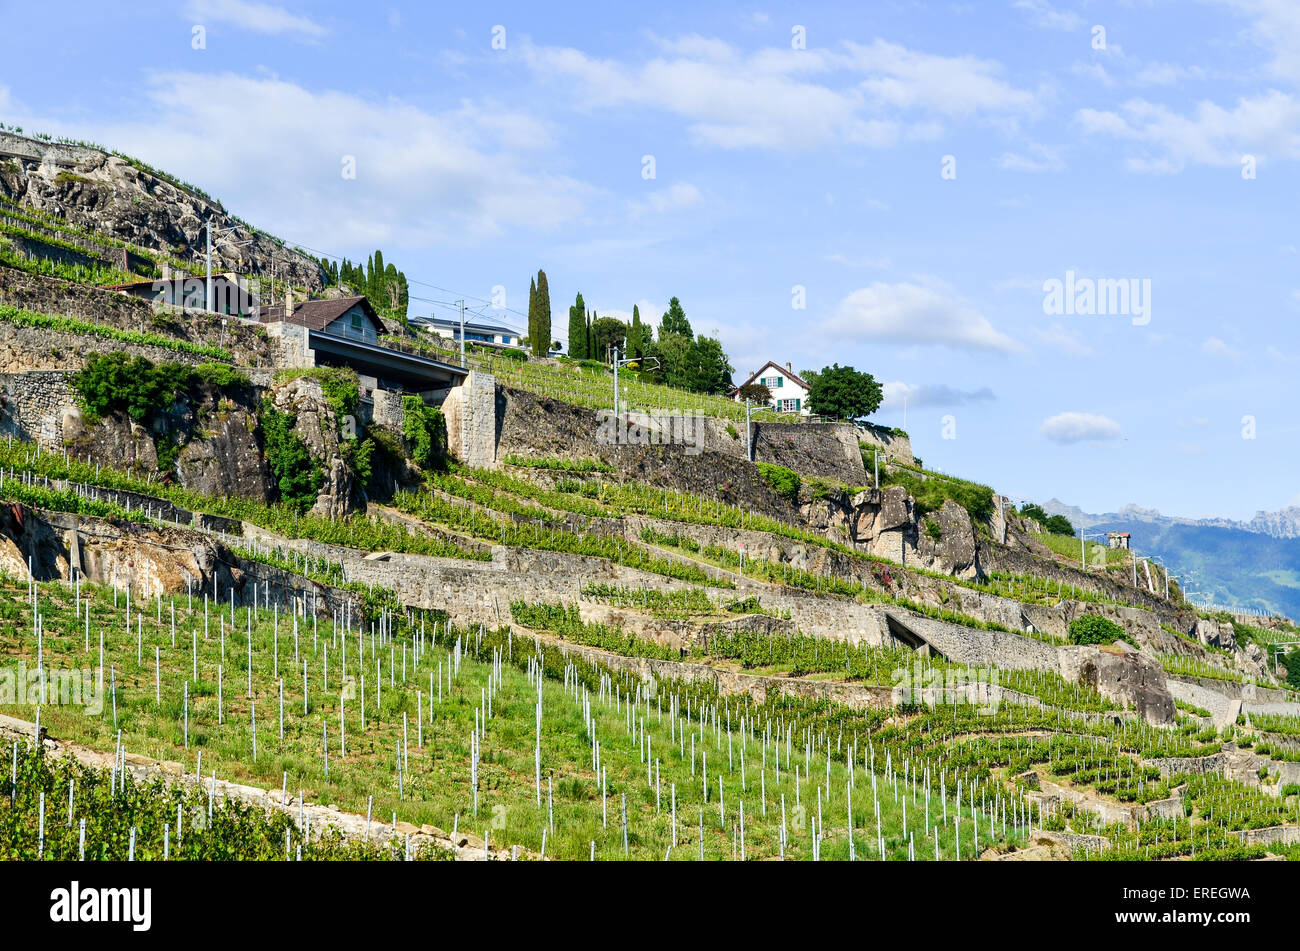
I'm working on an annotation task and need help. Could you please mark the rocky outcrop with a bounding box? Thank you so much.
[266,376,352,519]
[1058,644,1175,726]
[1195,616,1236,651]
[0,132,323,293]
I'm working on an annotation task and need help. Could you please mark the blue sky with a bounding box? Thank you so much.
[3,0,1299,521]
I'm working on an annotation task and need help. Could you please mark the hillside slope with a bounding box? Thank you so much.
[0,131,323,291]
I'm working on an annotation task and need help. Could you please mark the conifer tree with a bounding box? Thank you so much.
[568,292,587,359]
[534,269,551,357]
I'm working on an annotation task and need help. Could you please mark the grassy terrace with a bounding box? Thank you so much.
[0,193,192,275]
[0,573,1039,860]
[0,442,485,564]
[0,303,234,362]
[636,524,1064,643]
[445,464,1158,614]
[513,598,1119,712]
[380,332,791,424]
[1,569,1280,858]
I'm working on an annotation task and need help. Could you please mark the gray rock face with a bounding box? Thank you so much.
[1195,617,1236,651]
[0,131,324,293]
[267,376,353,519]
[915,499,978,579]
[1058,645,1175,726]
[176,405,272,500]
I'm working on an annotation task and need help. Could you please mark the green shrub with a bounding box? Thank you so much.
[275,367,359,421]
[1068,614,1130,646]
[499,348,528,361]
[756,462,800,503]
[71,352,193,423]
[924,518,943,540]
[882,468,993,523]
[401,396,448,470]
[1285,649,1300,692]
[260,401,323,513]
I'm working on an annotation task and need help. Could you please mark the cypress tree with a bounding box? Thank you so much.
[568,292,587,359]
[527,277,538,354]
[534,269,551,357]
[630,304,644,360]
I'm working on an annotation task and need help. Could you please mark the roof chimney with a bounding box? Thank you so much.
[786,362,792,372]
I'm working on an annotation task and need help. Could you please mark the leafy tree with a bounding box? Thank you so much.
[804,364,883,420]
[568,292,588,359]
[533,269,551,357]
[737,381,773,403]
[1043,514,1076,536]
[658,296,693,339]
[684,335,734,395]
[1019,502,1050,523]
[591,316,629,358]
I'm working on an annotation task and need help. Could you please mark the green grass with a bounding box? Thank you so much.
[0,574,1033,860]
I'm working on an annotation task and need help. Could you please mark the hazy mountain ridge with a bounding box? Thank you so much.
[1041,498,1300,540]
[1039,499,1300,619]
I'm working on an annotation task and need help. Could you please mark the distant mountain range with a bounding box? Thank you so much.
[1038,499,1300,620]
[1040,499,1300,539]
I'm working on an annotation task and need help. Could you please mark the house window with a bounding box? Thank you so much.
[779,398,801,413]
[762,375,782,389]
[351,313,363,331]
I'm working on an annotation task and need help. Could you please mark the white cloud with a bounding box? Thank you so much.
[1033,322,1095,356]
[823,282,1024,353]
[1014,0,1084,31]
[881,382,995,408]
[23,72,594,248]
[996,142,1065,172]
[1134,62,1206,86]
[185,0,326,39]
[1070,62,1115,87]
[1076,91,1300,172]
[1040,411,1122,443]
[1202,336,1243,358]
[1219,0,1300,84]
[827,251,892,269]
[628,182,703,217]
[519,36,1042,151]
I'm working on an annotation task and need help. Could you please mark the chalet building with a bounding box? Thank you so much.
[259,294,388,344]
[731,360,811,416]
[103,272,257,317]
[411,314,522,349]
[1108,532,1131,550]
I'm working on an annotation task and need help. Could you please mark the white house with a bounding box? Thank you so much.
[731,361,811,416]
[411,314,522,349]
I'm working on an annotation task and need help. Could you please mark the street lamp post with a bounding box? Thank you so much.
[1079,531,1108,571]
[611,344,658,421]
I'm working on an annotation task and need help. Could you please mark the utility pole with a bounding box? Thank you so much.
[205,220,212,313]
[458,300,466,368]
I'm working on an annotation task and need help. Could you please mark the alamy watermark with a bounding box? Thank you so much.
[0,661,103,714]
[1043,270,1151,325]
[596,409,705,455]
[892,660,1002,715]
